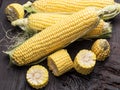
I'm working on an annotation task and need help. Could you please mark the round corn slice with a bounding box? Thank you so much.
[5,3,24,21]
[26,65,49,89]
[74,49,96,75]
[91,39,110,61]
[47,49,73,76]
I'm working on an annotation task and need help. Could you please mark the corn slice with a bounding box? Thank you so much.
[48,49,73,76]
[91,39,110,61]
[74,49,96,75]
[26,65,49,89]
[5,3,24,21]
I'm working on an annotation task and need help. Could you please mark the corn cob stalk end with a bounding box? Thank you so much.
[23,1,37,13]
[98,4,120,20]
[91,39,110,61]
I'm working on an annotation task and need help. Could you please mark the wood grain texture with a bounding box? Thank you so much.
[0,0,120,90]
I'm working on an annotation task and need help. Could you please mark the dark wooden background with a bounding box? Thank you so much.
[0,0,120,90]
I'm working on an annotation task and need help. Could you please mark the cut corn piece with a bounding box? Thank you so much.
[74,49,96,75]
[47,49,73,76]
[91,39,110,61]
[8,7,100,66]
[12,14,112,39]
[26,65,49,89]
[5,3,24,21]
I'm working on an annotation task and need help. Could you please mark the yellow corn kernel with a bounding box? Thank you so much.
[26,65,49,89]
[32,0,115,12]
[9,7,100,66]
[74,49,96,75]
[47,49,73,76]
[5,3,24,21]
[91,39,110,61]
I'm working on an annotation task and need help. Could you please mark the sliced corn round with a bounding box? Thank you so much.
[26,65,49,89]
[74,49,96,75]
[91,39,110,61]
[47,49,73,76]
[5,3,24,21]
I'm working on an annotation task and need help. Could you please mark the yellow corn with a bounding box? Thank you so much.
[5,3,24,21]
[47,49,73,76]
[31,0,115,12]
[74,49,96,75]
[12,13,67,32]
[12,13,112,39]
[8,7,100,66]
[26,65,49,89]
[91,39,110,61]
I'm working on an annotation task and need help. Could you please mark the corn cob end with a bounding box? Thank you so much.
[91,39,110,61]
[5,3,24,21]
[74,49,96,75]
[26,65,49,89]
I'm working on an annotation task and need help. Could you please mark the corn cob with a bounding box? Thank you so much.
[5,3,24,21]
[5,0,120,21]
[91,39,110,61]
[27,0,115,12]
[12,14,112,39]
[74,49,96,75]
[12,13,67,32]
[47,49,73,76]
[23,0,120,20]
[26,65,49,89]
[8,7,100,66]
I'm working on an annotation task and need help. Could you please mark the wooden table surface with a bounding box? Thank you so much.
[0,0,120,90]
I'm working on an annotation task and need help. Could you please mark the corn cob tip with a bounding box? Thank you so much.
[98,21,112,38]
[26,65,49,89]
[74,49,96,75]
[5,3,24,21]
[91,39,110,61]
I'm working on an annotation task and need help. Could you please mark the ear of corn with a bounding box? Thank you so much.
[12,13,112,39]
[5,3,24,21]
[8,7,100,66]
[26,65,49,89]
[91,39,110,61]
[47,49,73,76]
[31,0,115,12]
[74,49,96,75]
[12,13,67,32]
